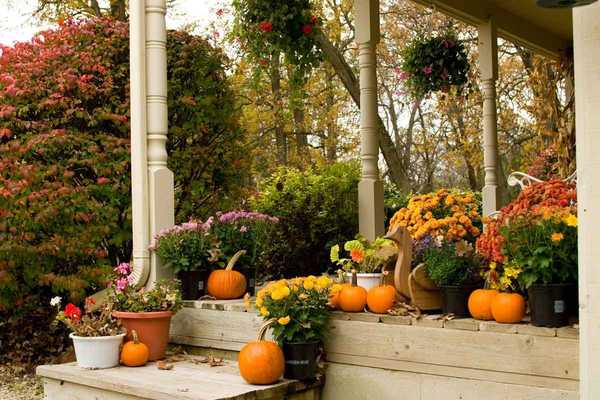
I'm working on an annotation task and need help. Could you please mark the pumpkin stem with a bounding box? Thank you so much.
[351,269,358,287]
[257,318,278,341]
[226,250,247,271]
[131,330,139,344]
[380,270,389,286]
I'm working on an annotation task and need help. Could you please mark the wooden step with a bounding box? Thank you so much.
[37,359,322,400]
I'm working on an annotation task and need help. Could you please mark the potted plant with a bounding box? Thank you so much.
[423,239,482,316]
[110,263,182,361]
[52,296,125,369]
[255,275,333,380]
[330,236,397,290]
[151,219,214,300]
[208,211,278,295]
[477,261,526,324]
[477,180,578,326]
[400,32,469,98]
[501,210,578,327]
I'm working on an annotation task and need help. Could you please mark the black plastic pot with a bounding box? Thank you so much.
[282,341,320,380]
[528,283,572,327]
[178,270,209,300]
[237,265,256,296]
[440,284,480,317]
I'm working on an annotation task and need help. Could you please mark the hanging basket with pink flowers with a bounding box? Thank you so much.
[400,33,470,98]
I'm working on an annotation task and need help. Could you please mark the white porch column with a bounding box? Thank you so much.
[478,19,500,217]
[573,3,600,398]
[145,0,174,286]
[129,0,150,286]
[355,0,384,240]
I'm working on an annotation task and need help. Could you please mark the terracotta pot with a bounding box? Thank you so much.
[113,311,173,361]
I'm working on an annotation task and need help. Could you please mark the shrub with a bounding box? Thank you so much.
[0,18,247,364]
[251,162,360,279]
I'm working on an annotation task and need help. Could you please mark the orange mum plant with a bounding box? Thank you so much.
[388,189,482,242]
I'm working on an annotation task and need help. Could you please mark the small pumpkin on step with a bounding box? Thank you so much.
[367,271,397,314]
[121,330,150,367]
[339,270,367,312]
[238,318,285,385]
[207,250,248,300]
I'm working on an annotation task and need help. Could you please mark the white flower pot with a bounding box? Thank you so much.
[70,333,125,369]
[345,272,382,291]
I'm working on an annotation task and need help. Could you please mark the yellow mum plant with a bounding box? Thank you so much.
[388,189,482,242]
[255,276,333,344]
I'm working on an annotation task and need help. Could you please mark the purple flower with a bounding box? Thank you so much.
[422,65,433,75]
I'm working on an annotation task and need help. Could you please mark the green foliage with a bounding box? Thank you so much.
[384,183,411,225]
[401,33,469,98]
[0,18,247,364]
[424,241,480,286]
[501,214,578,289]
[251,162,359,279]
[110,279,183,313]
[330,236,397,273]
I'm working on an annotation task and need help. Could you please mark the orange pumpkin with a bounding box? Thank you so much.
[468,289,498,320]
[238,319,285,385]
[491,292,526,324]
[121,330,150,367]
[207,250,247,299]
[339,270,367,313]
[367,271,396,314]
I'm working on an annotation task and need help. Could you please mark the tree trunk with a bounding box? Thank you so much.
[315,31,406,187]
[270,53,287,165]
[109,0,127,20]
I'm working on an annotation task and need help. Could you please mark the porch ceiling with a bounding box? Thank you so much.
[410,0,573,59]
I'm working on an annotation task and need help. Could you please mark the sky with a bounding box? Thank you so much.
[0,0,220,45]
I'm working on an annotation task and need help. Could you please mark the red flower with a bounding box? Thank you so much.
[216,8,224,17]
[259,21,273,33]
[302,24,313,35]
[310,15,318,24]
[64,303,81,321]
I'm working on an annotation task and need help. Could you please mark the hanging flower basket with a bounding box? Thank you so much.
[400,33,469,98]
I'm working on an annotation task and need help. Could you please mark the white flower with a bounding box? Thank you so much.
[50,296,62,307]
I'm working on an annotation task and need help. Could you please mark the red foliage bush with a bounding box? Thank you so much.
[0,18,248,364]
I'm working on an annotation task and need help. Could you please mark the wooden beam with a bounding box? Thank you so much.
[410,0,570,59]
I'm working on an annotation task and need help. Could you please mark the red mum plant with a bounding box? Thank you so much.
[476,179,577,264]
[302,24,313,35]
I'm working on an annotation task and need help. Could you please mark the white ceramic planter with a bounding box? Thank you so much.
[70,333,125,369]
[345,272,382,291]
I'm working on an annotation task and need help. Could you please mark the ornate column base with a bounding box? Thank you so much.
[358,178,385,240]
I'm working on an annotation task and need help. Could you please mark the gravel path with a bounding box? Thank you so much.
[0,365,43,400]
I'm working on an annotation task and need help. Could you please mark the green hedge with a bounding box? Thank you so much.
[251,162,360,279]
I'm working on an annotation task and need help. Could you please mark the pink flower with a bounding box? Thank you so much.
[240,225,248,233]
[115,277,128,292]
[97,177,109,185]
[422,66,433,75]
[216,8,224,16]
[114,262,131,276]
